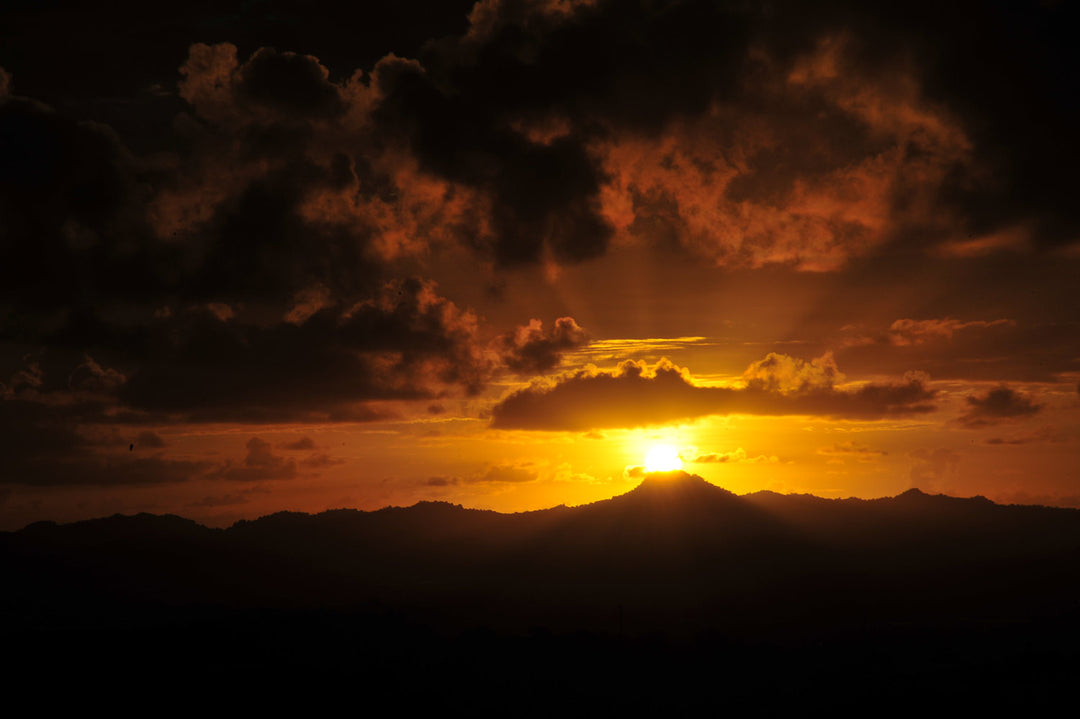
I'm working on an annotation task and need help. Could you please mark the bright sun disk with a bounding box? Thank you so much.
[644,445,683,472]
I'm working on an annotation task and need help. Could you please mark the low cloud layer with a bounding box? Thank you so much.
[683,447,779,464]
[491,354,936,431]
[817,441,887,463]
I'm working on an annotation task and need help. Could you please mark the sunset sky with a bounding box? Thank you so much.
[1,0,1078,529]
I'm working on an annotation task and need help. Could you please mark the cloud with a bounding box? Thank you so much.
[179,43,346,124]
[68,355,126,394]
[835,318,1080,383]
[8,1,1080,280]
[0,399,207,487]
[2,5,1076,430]
[236,48,346,120]
[281,436,317,451]
[1,282,588,425]
[0,96,153,310]
[475,462,540,484]
[427,461,541,485]
[683,447,778,464]
[114,278,497,421]
[426,476,459,487]
[884,318,1016,347]
[817,441,887,463]
[210,438,298,482]
[493,317,588,375]
[742,352,843,394]
[490,355,936,431]
[958,385,1042,428]
[595,36,971,270]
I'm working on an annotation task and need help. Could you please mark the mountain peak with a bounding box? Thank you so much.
[626,471,736,500]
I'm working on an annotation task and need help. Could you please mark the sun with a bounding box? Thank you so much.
[644,445,683,472]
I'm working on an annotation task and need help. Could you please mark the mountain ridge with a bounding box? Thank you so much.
[6,471,1080,709]
[11,471,1074,536]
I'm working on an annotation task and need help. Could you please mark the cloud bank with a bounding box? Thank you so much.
[491,354,936,431]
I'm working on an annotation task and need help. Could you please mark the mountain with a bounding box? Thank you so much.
[4,472,1080,710]
[6,472,1080,625]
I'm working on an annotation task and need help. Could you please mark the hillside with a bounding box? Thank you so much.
[5,472,1079,710]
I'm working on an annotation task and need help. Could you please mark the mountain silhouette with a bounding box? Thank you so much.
[4,472,1080,710]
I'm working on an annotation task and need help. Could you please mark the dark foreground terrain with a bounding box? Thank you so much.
[5,472,1080,712]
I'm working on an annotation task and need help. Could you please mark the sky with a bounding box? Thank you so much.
[1,0,1079,529]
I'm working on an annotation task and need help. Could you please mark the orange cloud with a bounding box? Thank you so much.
[594,35,971,270]
[817,441,887,463]
[683,447,779,464]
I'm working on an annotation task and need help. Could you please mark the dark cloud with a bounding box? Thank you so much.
[211,437,298,482]
[0,89,376,320]
[494,317,587,375]
[491,355,936,431]
[882,318,1016,347]
[235,48,345,120]
[5,1,1080,275]
[0,287,589,426]
[426,476,459,487]
[112,278,494,421]
[0,96,157,310]
[834,317,1080,383]
[3,2,1077,323]
[0,399,206,486]
[371,53,613,265]
[281,436,317,451]
[958,385,1042,428]
[0,390,339,487]
[0,1,475,112]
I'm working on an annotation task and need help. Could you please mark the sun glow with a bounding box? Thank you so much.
[644,445,683,472]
